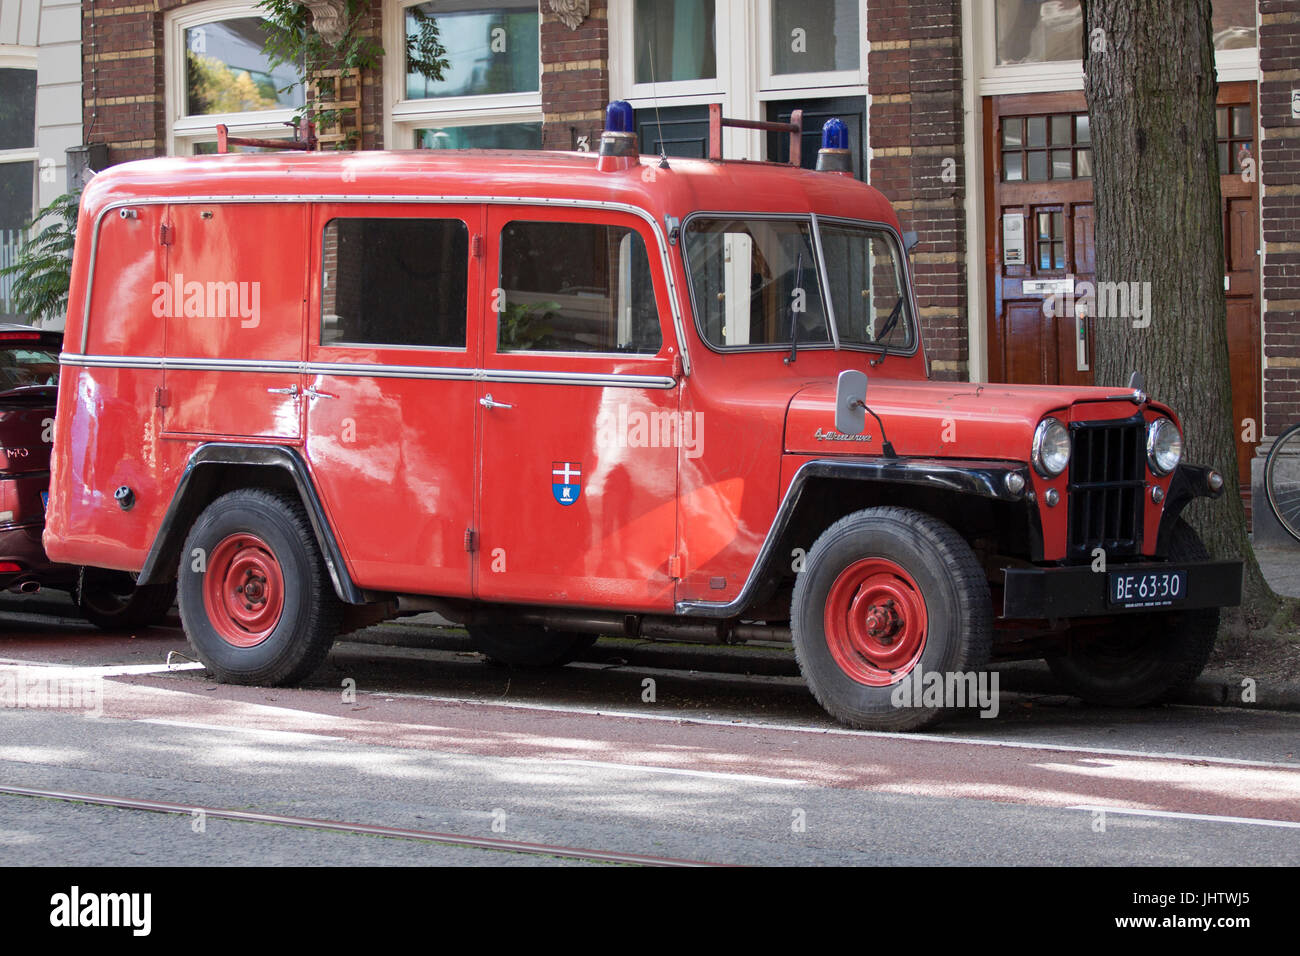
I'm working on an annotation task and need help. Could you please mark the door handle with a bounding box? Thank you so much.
[267,385,299,396]
[479,393,513,410]
[305,385,337,400]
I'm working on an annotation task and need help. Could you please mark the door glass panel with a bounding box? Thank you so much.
[404,0,539,99]
[321,218,469,348]
[1027,116,1047,147]
[497,221,663,354]
[1027,150,1048,182]
[1004,152,1023,181]
[1076,148,1092,178]
[1075,114,1090,144]
[184,18,302,115]
[1003,117,1023,148]
[770,0,860,75]
[1052,150,1073,179]
[634,0,716,83]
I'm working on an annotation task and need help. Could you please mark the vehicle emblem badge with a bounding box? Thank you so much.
[552,461,583,506]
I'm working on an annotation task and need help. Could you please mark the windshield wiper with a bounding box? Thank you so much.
[869,295,905,368]
[784,252,805,366]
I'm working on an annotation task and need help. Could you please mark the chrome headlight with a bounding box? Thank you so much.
[1147,417,1183,476]
[1032,418,1071,478]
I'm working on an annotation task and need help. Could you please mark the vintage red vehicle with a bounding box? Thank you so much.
[44,104,1241,729]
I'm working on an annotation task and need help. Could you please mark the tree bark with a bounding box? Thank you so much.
[1081,0,1278,615]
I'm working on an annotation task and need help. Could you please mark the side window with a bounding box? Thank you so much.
[497,220,664,354]
[321,217,468,348]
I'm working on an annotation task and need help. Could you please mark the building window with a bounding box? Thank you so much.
[1001,113,1091,182]
[0,65,38,322]
[405,1,539,99]
[386,0,542,152]
[634,0,717,84]
[1217,104,1254,175]
[995,0,1257,66]
[769,0,859,76]
[166,2,303,155]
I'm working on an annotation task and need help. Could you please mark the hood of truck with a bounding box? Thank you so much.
[785,378,1166,459]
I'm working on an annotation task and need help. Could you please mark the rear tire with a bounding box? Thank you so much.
[1047,519,1218,707]
[791,507,993,731]
[77,569,175,630]
[177,488,341,686]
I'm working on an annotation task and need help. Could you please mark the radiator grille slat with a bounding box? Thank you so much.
[1067,417,1145,560]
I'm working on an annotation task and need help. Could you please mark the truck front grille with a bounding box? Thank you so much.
[1067,416,1145,560]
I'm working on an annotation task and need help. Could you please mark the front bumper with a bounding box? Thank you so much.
[1002,559,1243,619]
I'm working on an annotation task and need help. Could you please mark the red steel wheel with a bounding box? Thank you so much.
[203,532,285,648]
[823,557,928,686]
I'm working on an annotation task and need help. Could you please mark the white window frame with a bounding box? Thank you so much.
[164,0,301,156]
[974,0,1260,96]
[609,0,867,163]
[382,0,542,151]
[0,50,39,225]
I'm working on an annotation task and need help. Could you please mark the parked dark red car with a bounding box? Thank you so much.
[0,324,172,627]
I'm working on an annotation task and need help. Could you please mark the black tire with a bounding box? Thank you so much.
[791,506,993,731]
[77,569,176,630]
[177,488,341,686]
[1264,421,1300,543]
[467,620,595,668]
[1047,519,1218,707]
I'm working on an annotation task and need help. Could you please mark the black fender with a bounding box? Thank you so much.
[1153,463,1226,556]
[136,443,365,605]
[676,456,1038,617]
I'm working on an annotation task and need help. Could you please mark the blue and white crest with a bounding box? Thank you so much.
[552,461,582,506]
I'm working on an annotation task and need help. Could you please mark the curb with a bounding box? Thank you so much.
[993,661,1300,712]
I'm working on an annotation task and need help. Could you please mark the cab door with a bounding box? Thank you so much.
[304,204,483,597]
[475,207,681,612]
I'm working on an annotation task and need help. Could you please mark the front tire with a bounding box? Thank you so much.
[1047,519,1218,707]
[178,489,341,686]
[791,507,993,731]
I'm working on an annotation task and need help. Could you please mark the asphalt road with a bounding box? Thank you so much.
[1,592,1298,866]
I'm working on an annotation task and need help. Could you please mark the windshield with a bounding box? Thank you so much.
[683,216,915,353]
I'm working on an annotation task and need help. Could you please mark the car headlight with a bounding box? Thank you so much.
[1147,417,1183,476]
[1032,418,1071,478]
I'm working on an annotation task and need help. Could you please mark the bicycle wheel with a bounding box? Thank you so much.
[1265,422,1300,542]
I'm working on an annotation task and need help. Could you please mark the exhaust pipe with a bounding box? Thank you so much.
[17,580,39,594]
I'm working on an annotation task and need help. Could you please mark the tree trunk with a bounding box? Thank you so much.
[1081,0,1278,616]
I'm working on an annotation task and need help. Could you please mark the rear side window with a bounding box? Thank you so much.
[321,218,468,348]
[497,220,663,354]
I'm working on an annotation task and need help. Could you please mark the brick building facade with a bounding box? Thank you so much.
[75,0,1298,524]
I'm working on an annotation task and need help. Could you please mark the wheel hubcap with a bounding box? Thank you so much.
[203,533,284,648]
[824,558,928,686]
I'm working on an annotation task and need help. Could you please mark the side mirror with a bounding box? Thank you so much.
[835,369,868,435]
[903,231,919,254]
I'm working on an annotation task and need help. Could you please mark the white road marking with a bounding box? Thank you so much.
[1070,804,1300,830]
[0,659,205,677]
[372,690,1300,770]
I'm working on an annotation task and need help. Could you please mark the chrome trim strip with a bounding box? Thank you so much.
[60,354,677,390]
[80,194,693,376]
[809,213,840,351]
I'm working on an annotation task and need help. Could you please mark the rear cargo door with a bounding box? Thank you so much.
[159,203,307,440]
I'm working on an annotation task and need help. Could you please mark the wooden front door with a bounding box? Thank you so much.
[985,84,1261,494]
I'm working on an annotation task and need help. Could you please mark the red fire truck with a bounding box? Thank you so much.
[44,103,1242,730]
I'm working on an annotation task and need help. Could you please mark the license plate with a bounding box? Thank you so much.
[1108,569,1187,608]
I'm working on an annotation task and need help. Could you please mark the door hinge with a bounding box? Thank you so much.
[472,234,483,258]
[671,353,683,379]
[464,528,477,553]
[154,386,169,408]
[668,554,683,579]
[159,223,173,246]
